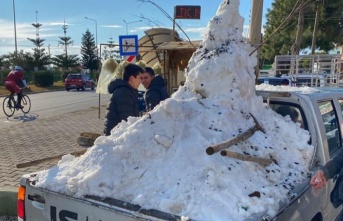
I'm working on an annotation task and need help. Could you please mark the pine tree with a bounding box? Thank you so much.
[27,36,50,70]
[102,37,122,63]
[80,30,98,71]
[260,0,343,64]
[51,21,79,70]
[27,12,49,70]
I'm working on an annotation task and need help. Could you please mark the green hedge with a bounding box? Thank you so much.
[0,70,8,86]
[90,72,99,82]
[33,71,54,87]
[0,70,98,86]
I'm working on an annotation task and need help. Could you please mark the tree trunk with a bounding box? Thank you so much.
[311,0,322,54]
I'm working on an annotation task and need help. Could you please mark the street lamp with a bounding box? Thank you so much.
[12,0,18,64]
[85,16,100,118]
[123,19,142,35]
[85,17,98,58]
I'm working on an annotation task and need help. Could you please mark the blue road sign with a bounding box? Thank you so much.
[119,35,139,56]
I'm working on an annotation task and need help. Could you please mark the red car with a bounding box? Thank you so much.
[65,73,95,91]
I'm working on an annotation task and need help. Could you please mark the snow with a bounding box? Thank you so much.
[34,0,315,220]
[256,84,319,93]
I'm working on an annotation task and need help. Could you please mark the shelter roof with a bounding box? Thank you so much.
[156,40,202,51]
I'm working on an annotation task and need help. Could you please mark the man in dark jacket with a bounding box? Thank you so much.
[104,63,144,136]
[141,67,169,111]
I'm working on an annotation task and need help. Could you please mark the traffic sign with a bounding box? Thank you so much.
[126,55,136,62]
[119,35,139,56]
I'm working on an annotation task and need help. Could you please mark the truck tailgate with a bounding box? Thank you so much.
[24,181,185,221]
[25,184,144,220]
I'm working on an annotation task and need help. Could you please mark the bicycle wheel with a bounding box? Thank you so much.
[21,95,31,114]
[3,96,15,117]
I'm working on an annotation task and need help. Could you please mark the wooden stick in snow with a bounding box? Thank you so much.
[16,149,87,168]
[206,113,264,155]
[220,149,273,167]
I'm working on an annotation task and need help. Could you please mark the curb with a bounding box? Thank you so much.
[0,187,17,216]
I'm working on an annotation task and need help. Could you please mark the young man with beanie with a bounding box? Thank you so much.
[104,63,144,136]
[141,67,169,111]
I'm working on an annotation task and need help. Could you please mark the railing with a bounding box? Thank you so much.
[274,54,342,87]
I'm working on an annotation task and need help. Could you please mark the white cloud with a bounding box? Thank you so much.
[102,25,122,28]
[183,27,207,34]
[47,22,73,26]
[138,26,152,30]
[0,19,76,55]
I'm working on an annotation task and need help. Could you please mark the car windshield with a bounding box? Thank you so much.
[67,75,81,79]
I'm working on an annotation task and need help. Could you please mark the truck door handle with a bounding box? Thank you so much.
[28,194,45,204]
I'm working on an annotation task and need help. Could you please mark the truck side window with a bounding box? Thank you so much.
[318,100,341,156]
[338,99,343,119]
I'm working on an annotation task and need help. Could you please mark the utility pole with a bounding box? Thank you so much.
[12,0,18,64]
[311,0,322,54]
[292,6,305,55]
[249,0,264,78]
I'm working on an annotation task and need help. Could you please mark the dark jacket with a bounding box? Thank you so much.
[104,79,139,135]
[322,149,343,208]
[145,75,169,111]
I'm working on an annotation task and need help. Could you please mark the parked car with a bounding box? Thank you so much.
[65,73,95,91]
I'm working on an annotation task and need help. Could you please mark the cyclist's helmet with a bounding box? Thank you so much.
[15,66,22,71]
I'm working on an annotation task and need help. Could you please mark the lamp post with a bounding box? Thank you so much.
[123,19,142,35]
[85,17,98,59]
[12,0,18,64]
[85,16,101,118]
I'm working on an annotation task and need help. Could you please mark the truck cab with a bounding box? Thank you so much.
[256,88,343,221]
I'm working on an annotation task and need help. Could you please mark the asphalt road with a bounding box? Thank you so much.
[0,90,110,128]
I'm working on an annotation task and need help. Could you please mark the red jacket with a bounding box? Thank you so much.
[5,70,25,83]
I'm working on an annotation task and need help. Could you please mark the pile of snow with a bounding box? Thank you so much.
[34,1,314,220]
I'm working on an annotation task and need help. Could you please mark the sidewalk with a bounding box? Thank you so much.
[0,106,106,215]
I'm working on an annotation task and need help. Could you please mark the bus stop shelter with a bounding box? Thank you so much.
[156,40,202,93]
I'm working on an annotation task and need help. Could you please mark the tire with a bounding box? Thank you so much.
[21,95,31,114]
[2,96,15,117]
[66,87,70,91]
[82,84,86,91]
[91,83,94,90]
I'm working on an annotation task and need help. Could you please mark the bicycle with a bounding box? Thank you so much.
[2,91,31,117]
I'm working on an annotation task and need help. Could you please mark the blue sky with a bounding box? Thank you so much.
[0,0,272,56]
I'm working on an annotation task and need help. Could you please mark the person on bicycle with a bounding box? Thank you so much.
[4,66,29,109]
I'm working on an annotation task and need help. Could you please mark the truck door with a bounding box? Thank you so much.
[317,99,342,220]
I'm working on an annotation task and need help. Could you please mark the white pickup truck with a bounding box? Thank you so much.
[18,87,343,221]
